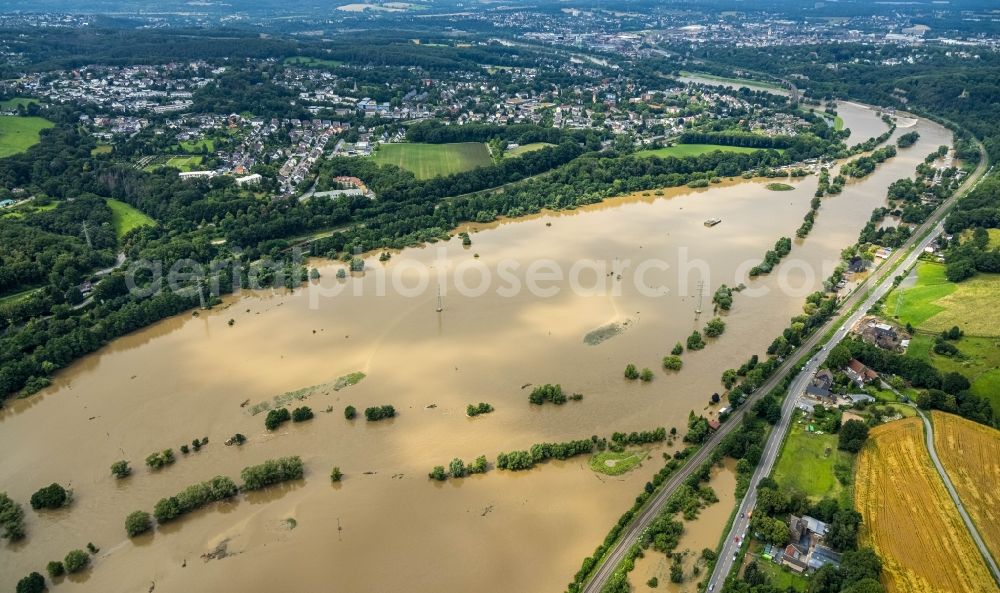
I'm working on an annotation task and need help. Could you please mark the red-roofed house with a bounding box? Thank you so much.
[845,359,878,386]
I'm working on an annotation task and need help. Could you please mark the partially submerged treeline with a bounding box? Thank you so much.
[431,428,670,479]
[748,237,793,277]
[499,429,668,470]
[581,409,776,593]
[136,456,304,534]
[841,145,897,179]
[11,455,307,587]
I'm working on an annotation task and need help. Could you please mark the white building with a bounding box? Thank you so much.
[235,173,262,187]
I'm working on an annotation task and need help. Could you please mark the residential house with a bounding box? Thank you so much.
[845,359,878,386]
[847,256,869,273]
[861,320,901,350]
[806,369,834,399]
[842,393,876,406]
[781,514,841,572]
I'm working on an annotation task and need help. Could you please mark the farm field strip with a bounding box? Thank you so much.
[931,412,1000,564]
[855,417,995,593]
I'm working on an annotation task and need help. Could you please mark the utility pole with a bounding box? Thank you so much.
[435,285,443,313]
[695,281,704,318]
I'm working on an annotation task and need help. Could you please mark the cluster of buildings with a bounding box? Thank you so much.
[278,65,434,120]
[761,515,841,573]
[799,366,877,414]
[84,115,149,140]
[797,316,913,413]
[136,113,348,193]
[12,63,217,113]
[273,118,344,192]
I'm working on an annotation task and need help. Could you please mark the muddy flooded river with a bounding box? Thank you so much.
[631,459,739,592]
[0,105,949,593]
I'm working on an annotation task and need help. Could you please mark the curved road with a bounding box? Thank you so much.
[706,158,992,590]
[581,145,990,593]
[916,408,1000,584]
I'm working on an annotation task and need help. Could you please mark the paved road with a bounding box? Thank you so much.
[706,158,991,590]
[916,408,1000,584]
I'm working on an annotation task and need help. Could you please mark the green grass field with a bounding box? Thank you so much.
[505,142,555,157]
[887,261,1000,336]
[589,450,648,476]
[885,262,955,327]
[766,182,794,191]
[373,142,492,179]
[179,138,215,153]
[165,155,204,172]
[106,198,156,239]
[772,413,852,500]
[91,144,112,155]
[0,286,42,307]
[636,144,777,159]
[907,333,1000,416]
[0,115,54,158]
[960,228,1000,250]
[758,561,808,592]
[971,370,1000,412]
[0,97,40,110]
[922,272,1000,335]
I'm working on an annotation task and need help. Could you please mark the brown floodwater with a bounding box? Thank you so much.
[675,74,790,97]
[630,458,739,592]
[0,105,947,593]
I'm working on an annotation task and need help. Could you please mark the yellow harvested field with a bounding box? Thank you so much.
[931,411,1000,562]
[855,417,995,593]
